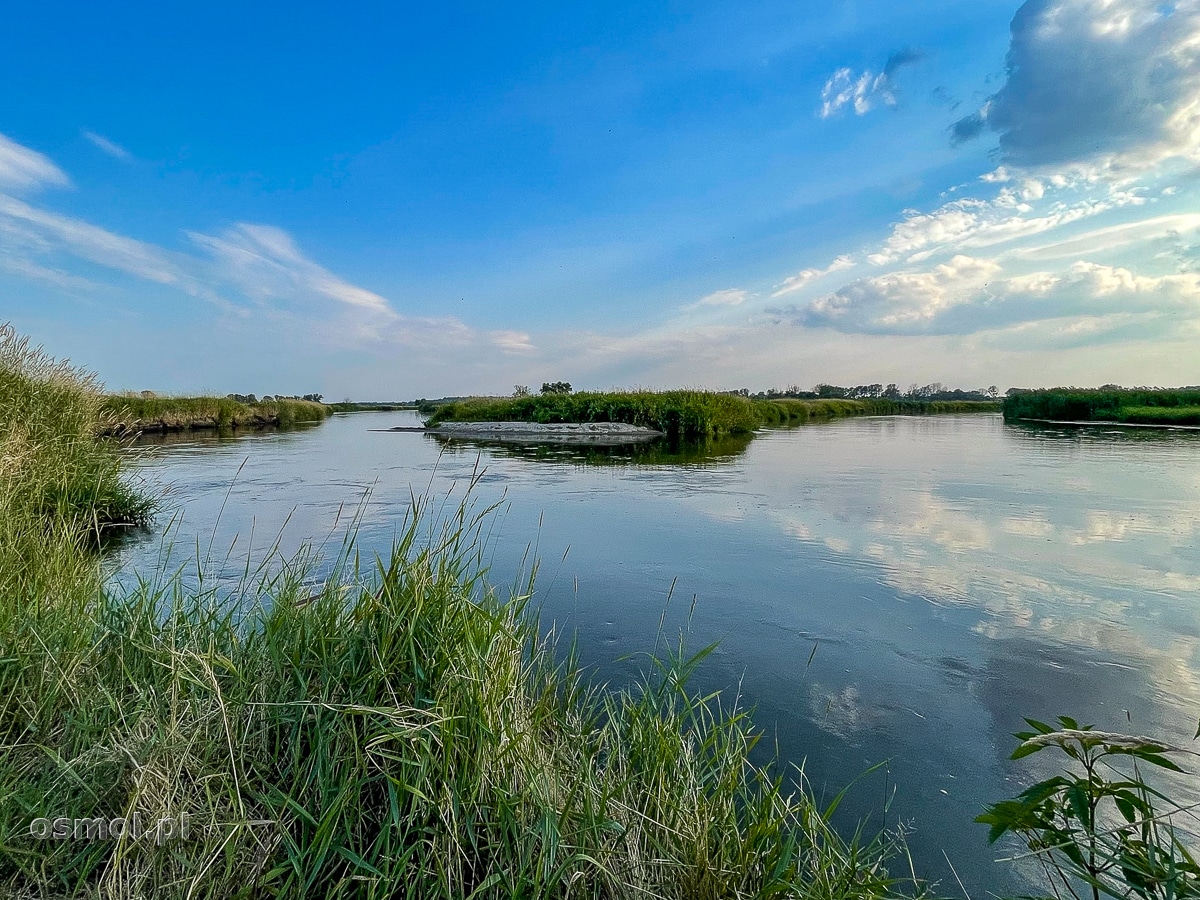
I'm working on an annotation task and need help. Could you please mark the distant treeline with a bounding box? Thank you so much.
[1003,387,1200,426]
[326,401,417,413]
[727,382,1001,402]
[426,391,1000,440]
[102,394,331,434]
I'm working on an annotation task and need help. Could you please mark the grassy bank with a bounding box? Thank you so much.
[426,391,764,439]
[0,326,152,566]
[326,401,417,413]
[426,392,1000,439]
[102,394,331,433]
[755,398,1000,426]
[1003,388,1200,426]
[1,328,923,898]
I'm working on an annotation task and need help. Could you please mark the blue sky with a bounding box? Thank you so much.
[1,0,1198,398]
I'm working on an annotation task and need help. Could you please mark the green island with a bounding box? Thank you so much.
[1003,388,1200,427]
[102,393,331,434]
[424,392,1001,440]
[4,325,1195,899]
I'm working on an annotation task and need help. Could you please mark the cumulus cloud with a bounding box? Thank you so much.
[771,255,853,298]
[789,256,1200,337]
[953,0,1200,173]
[0,133,70,192]
[819,48,923,118]
[83,131,132,161]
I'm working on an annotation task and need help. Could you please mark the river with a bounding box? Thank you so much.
[112,410,1200,896]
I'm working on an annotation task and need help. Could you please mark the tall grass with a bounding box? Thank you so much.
[427,392,999,439]
[426,391,764,440]
[1003,388,1200,425]
[0,491,924,899]
[0,324,153,605]
[103,395,330,433]
[1,324,924,898]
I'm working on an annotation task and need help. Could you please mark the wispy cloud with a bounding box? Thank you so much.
[191,224,393,314]
[82,130,132,161]
[0,133,70,192]
[686,287,749,309]
[771,255,853,298]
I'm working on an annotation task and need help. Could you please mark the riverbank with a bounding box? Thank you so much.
[1,329,925,897]
[101,394,331,434]
[425,391,1000,439]
[1003,387,1200,426]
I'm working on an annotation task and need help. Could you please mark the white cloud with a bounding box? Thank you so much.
[686,287,749,309]
[818,49,922,119]
[770,255,853,298]
[490,330,536,353]
[0,193,181,285]
[82,131,132,161]
[954,0,1200,175]
[0,133,70,192]
[793,256,1200,337]
[190,224,392,313]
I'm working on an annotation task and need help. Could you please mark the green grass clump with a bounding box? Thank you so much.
[428,392,999,439]
[426,391,764,439]
[753,398,998,426]
[1003,388,1200,425]
[103,395,330,432]
[1121,404,1200,426]
[0,495,924,900]
[0,324,152,572]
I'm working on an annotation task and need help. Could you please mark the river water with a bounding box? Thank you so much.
[113,411,1200,896]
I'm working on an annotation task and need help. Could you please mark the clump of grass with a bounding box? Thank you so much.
[0,489,926,899]
[103,394,330,432]
[427,391,998,440]
[1003,388,1200,425]
[0,324,152,559]
[426,391,765,440]
[753,398,999,426]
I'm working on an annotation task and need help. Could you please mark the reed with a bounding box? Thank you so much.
[426,391,764,439]
[1003,388,1200,425]
[102,395,331,433]
[427,392,999,439]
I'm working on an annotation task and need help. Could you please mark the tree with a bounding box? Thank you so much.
[541,381,572,395]
[513,385,531,397]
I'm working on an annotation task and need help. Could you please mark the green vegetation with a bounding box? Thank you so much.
[426,391,999,439]
[754,398,999,426]
[102,393,331,433]
[0,325,152,564]
[1003,388,1200,427]
[979,716,1199,899]
[326,401,417,413]
[2,324,924,898]
[426,390,766,439]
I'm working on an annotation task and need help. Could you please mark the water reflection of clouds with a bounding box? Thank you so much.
[687,418,1200,718]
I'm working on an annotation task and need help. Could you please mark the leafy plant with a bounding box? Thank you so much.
[978,716,1200,900]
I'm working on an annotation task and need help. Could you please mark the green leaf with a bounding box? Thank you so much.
[1134,752,1184,773]
[1012,741,1046,760]
[1024,718,1055,734]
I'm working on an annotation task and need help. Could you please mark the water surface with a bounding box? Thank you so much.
[114,412,1200,896]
